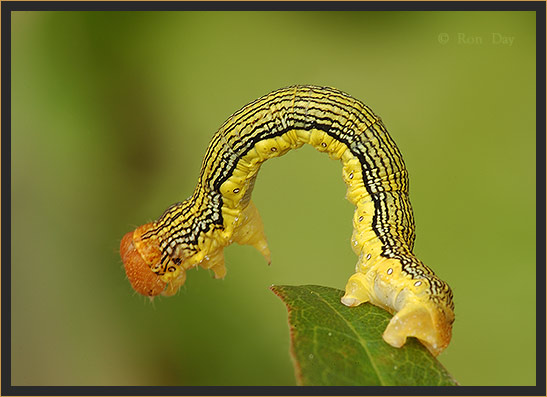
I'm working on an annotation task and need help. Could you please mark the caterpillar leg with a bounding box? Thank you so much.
[161,269,187,296]
[231,201,271,264]
[198,249,228,279]
[211,261,227,279]
[341,268,453,356]
[383,301,452,357]
[341,272,372,307]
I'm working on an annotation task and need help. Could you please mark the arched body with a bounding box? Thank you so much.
[120,85,454,355]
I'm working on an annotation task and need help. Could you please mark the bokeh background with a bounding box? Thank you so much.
[10,11,536,386]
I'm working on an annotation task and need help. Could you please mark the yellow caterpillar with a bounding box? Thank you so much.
[120,85,454,356]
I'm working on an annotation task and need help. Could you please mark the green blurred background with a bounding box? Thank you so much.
[11,11,536,386]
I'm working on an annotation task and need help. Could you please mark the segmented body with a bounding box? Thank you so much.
[120,85,454,355]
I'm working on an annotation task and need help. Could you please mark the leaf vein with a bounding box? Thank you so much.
[308,287,388,386]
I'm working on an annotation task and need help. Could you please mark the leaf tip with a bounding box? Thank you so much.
[269,284,285,299]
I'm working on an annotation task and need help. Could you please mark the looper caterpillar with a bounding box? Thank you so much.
[120,85,454,356]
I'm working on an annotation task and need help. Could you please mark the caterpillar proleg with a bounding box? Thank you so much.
[120,85,454,356]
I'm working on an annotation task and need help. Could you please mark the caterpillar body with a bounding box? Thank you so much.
[120,85,454,356]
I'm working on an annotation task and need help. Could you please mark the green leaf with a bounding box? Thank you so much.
[270,284,458,386]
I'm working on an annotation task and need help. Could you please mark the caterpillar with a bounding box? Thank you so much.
[120,85,454,356]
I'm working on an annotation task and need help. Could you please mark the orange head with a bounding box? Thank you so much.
[120,223,167,297]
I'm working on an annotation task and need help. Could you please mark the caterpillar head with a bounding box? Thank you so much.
[120,223,186,297]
